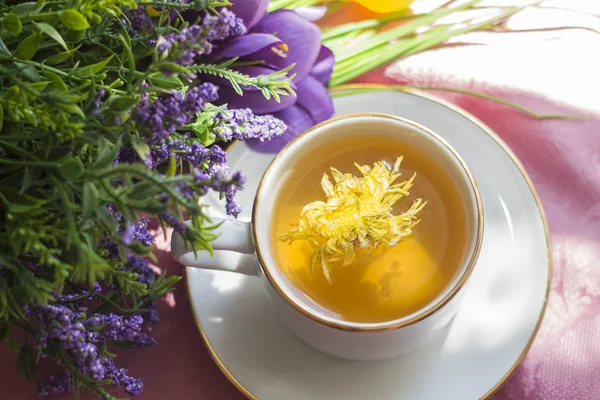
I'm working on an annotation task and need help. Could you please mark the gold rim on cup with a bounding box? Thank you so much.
[252,112,485,332]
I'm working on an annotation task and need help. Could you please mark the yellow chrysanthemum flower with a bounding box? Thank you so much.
[279,157,425,282]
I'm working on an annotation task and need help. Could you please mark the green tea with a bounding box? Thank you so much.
[271,134,469,323]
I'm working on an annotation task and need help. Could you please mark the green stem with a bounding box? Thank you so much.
[268,0,318,11]
[12,58,87,82]
[0,140,45,161]
[329,7,519,87]
[334,0,478,65]
[329,84,585,120]
[0,158,58,167]
[88,165,199,212]
[322,11,420,42]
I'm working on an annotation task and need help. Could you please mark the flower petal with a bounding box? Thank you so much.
[212,33,282,60]
[295,76,334,124]
[251,10,321,82]
[310,45,335,85]
[246,105,314,153]
[295,6,328,22]
[230,0,269,30]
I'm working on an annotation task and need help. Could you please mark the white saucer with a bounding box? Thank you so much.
[186,90,551,400]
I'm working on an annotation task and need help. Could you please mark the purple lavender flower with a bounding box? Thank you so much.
[126,7,154,36]
[214,107,287,142]
[203,8,246,42]
[32,303,155,396]
[127,256,154,288]
[116,146,139,165]
[232,171,247,186]
[57,282,101,303]
[91,89,106,116]
[102,357,144,396]
[161,212,186,235]
[101,238,119,258]
[122,222,136,245]
[158,25,210,66]
[225,185,242,217]
[128,218,154,247]
[134,83,219,142]
[150,140,171,166]
[87,313,156,347]
[107,204,123,221]
[38,373,73,397]
[31,304,106,380]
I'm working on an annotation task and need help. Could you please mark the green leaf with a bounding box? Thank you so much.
[195,125,216,146]
[59,157,85,180]
[56,103,85,118]
[166,154,177,177]
[0,322,8,341]
[47,91,86,105]
[92,138,120,170]
[36,146,70,162]
[108,95,139,112]
[60,10,90,31]
[21,167,32,193]
[65,28,85,43]
[96,203,118,232]
[17,345,36,382]
[0,37,11,56]
[119,32,135,77]
[147,72,183,89]
[73,55,113,78]
[0,186,46,213]
[0,104,3,132]
[112,340,138,350]
[10,2,44,18]
[15,62,40,81]
[131,138,150,161]
[15,31,42,60]
[36,22,68,51]
[3,14,22,35]
[45,71,68,91]
[5,86,20,100]
[158,62,190,74]
[29,81,50,93]
[82,182,98,219]
[46,46,78,65]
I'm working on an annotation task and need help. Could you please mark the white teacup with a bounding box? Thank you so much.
[172,113,483,361]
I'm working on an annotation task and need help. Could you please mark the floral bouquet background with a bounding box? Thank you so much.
[0,0,573,398]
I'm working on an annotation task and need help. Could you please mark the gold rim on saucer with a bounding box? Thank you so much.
[184,89,552,400]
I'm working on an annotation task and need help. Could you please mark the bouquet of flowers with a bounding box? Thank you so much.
[0,0,574,398]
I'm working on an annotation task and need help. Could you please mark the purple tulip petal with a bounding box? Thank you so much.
[216,85,296,113]
[295,76,334,124]
[230,0,269,30]
[310,45,335,85]
[212,34,282,60]
[295,6,328,22]
[246,105,314,153]
[251,10,321,82]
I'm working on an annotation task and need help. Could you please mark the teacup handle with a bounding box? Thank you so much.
[171,219,259,276]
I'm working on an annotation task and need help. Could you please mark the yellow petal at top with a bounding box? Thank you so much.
[346,0,414,14]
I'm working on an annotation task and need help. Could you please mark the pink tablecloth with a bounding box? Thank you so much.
[2,71,600,399]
